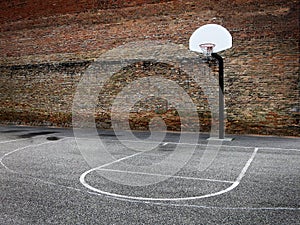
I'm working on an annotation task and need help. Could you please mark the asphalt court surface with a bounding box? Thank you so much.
[0,125,299,224]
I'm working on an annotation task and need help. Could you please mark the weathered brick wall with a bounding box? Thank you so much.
[0,0,95,23]
[0,0,172,22]
[0,58,213,131]
[0,0,299,136]
[0,61,89,126]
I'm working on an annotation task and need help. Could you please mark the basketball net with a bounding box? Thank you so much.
[199,43,215,57]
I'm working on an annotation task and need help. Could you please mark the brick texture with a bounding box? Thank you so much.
[0,0,172,23]
[0,0,299,136]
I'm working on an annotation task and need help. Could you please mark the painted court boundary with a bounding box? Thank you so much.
[1,137,299,210]
[75,136,300,152]
[79,147,258,201]
[0,137,70,172]
[95,168,234,184]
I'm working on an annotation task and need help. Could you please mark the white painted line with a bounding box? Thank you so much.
[2,137,298,211]
[236,147,258,182]
[86,190,300,211]
[0,139,23,144]
[0,136,87,193]
[117,139,225,147]
[1,142,53,171]
[76,137,300,152]
[76,137,253,149]
[258,147,300,152]
[79,148,259,201]
[97,168,234,184]
[93,151,145,170]
[0,137,70,172]
[79,151,144,184]
[160,142,169,146]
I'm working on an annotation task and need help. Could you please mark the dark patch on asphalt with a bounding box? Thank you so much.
[1,129,29,133]
[98,133,119,137]
[18,131,58,138]
[46,136,60,141]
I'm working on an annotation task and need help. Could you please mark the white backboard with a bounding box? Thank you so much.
[189,24,232,54]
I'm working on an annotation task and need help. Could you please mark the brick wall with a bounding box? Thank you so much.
[0,0,172,22]
[0,0,95,23]
[0,0,299,136]
[0,61,89,126]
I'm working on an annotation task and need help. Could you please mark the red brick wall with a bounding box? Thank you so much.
[0,0,95,22]
[0,0,299,136]
[0,0,173,22]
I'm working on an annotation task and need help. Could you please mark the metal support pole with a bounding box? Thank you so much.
[211,53,225,139]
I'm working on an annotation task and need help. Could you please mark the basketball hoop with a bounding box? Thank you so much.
[199,43,215,57]
[189,24,233,140]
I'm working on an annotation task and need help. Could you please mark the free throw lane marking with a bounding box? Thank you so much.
[96,168,234,184]
[2,140,298,211]
[80,148,259,201]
